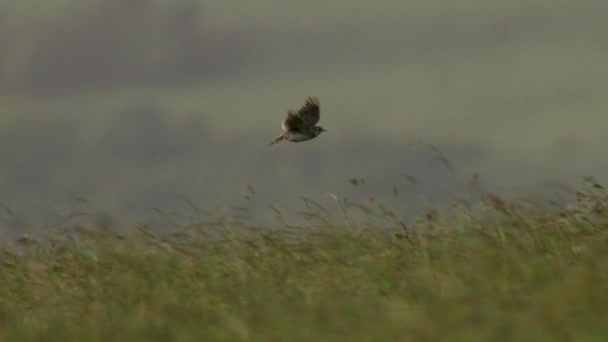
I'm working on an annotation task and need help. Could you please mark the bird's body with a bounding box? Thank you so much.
[270,96,326,146]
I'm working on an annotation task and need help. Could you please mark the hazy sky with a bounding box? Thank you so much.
[0,0,607,231]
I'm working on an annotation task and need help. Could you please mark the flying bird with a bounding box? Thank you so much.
[269,96,327,146]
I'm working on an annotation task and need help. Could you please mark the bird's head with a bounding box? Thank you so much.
[313,126,327,136]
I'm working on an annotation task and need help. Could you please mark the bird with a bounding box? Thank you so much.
[269,96,327,146]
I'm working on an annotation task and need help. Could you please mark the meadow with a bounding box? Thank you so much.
[1,176,607,341]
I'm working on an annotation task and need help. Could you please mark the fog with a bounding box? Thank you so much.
[0,0,606,232]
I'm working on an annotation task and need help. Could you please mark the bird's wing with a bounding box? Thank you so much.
[296,96,320,126]
[281,96,320,131]
[282,96,320,132]
[281,111,308,132]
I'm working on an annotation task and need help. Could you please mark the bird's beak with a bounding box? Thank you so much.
[322,128,328,132]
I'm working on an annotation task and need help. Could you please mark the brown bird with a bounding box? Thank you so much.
[269,96,327,146]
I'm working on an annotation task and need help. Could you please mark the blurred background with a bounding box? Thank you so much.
[0,0,606,232]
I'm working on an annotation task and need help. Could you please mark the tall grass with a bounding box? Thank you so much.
[1,177,607,340]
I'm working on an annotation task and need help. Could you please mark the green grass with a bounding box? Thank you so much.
[1,179,608,340]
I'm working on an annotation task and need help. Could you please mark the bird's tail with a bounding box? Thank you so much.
[269,134,286,146]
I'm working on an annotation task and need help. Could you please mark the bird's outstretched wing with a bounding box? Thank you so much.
[281,96,320,132]
[296,96,320,126]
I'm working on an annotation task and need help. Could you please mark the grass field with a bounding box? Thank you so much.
[1,177,607,340]
[1,0,607,218]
